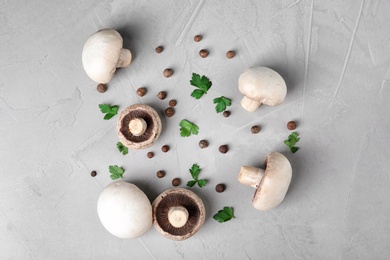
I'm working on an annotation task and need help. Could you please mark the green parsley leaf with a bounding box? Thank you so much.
[213,207,235,223]
[190,73,212,99]
[187,180,197,187]
[186,163,207,188]
[213,96,232,113]
[99,104,118,120]
[284,132,300,153]
[189,164,200,180]
[179,119,199,137]
[116,142,128,155]
[109,165,125,180]
[197,179,207,187]
[191,89,205,99]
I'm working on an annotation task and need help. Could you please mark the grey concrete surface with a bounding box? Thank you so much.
[1,0,390,259]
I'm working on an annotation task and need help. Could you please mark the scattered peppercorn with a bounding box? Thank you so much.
[161,145,170,152]
[97,83,107,93]
[156,170,166,178]
[215,184,226,193]
[199,140,209,149]
[165,107,175,117]
[155,46,164,53]
[163,68,173,78]
[147,152,154,158]
[199,49,209,58]
[136,87,147,97]
[172,178,181,186]
[157,91,167,100]
[219,145,229,154]
[223,111,231,117]
[251,125,261,134]
[194,35,202,42]
[226,50,236,59]
[90,171,97,177]
[169,99,177,107]
[287,121,297,130]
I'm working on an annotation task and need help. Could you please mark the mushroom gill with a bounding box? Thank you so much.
[120,110,155,143]
[154,193,200,236]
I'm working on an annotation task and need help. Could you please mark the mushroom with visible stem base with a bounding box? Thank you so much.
[117,104,162,150]
[238,66,287,112]
[152,188,205,241]
[238,152,292,210]
[82,28,132,84]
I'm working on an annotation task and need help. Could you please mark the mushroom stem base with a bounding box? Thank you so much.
[238,166,265,188]
[129,118,147,136]
[117,49,132,68]
[241,96,262,112]
[168,206,189,228]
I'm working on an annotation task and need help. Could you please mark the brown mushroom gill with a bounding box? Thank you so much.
[120,110,155,143]
[155,193,200,236]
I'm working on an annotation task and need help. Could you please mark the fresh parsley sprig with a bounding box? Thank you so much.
[99,104,118,120]
[284,132,300,153]
[109,165,125,180]
[213,96,231,113]
[116,142,128,155]
[186,164,207,188]
[213,207,235,223]
[179,119,199,137]
[190,73,212,99]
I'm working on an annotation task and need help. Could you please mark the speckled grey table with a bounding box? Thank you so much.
[1,0,390,259]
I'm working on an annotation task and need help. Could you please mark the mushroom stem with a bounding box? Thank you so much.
[238,166,265,188]
[116,49,132,68]
[168,206,189,228]
[129,118,147,136]
[240,96,262,112]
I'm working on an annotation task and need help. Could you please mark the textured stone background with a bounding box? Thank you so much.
[1,0,390,259]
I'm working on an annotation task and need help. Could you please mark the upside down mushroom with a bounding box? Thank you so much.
[117,104,162,149]
[152,188,206,241]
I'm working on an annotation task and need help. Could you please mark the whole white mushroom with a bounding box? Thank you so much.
[238,66,287,112]
[97,181,152,239]
[82,28,132,83]
[238,152,292,210]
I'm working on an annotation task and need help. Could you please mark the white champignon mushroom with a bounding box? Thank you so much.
[117,104,162,150]
[238,66,287,112]
[238,152,292,210]
[82,28,132,83]
[152,188,206,241]
[97,181,152,239]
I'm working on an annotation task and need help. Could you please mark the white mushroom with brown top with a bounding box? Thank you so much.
[117,104,162,149]
[238,66,287,112]
[82,28,132,83]
[152,188,206,241]
[97,181,152,239]
[238,152,292,210]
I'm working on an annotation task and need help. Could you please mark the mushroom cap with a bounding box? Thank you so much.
[82,28,129,83]
[117,104,162,149]
[238,66,287,106]
[152,188,206,241]
[97,181,152,239]
[253,152,292,210]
